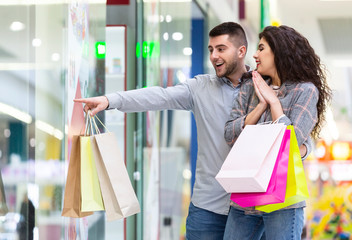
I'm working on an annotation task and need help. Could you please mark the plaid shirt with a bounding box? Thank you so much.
[224,77,319,214]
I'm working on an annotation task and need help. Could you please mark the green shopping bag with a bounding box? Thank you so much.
[255,125,309,213]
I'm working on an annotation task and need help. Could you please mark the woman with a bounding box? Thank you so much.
[223,25,332,240]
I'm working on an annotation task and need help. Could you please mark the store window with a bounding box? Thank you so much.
[139,1,193,239]
[104,25,126,239]
[0,2,106,240]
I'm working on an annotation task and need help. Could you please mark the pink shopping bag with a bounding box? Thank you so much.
[216,123,287,193]
[230,128,290,207]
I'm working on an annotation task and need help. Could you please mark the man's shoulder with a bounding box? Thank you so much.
[193,73,218,81]
[192,74,226,86]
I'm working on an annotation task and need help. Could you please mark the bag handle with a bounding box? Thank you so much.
[258,114,286,125]
[92,114,110,133]
[84,111,111,136]
[84,112,92,136]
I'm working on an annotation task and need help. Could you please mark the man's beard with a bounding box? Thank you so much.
[216,61,238,78]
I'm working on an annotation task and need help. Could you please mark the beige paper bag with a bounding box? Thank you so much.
[62,135,93,218]
[93,132,140,221]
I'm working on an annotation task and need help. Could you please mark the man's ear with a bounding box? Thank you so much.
[238,45,246,58]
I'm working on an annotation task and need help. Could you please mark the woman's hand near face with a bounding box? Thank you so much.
[252,71,267,107]
[252,71,278,105]
[253,71,284,121]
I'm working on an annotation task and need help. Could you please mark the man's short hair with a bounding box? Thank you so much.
[209,22,248,49]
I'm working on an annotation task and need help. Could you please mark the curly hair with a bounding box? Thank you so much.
[259,25,332,139]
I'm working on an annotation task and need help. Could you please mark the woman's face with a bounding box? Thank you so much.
[253,37,276,78]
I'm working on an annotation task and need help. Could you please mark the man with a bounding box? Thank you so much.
[75,22,248,239]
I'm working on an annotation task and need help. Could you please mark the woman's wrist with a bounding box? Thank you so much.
[257,102,268,111]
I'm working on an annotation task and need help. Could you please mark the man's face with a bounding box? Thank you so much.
[208,35,239,79]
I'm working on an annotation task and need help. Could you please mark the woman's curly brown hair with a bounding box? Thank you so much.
[259,25,332,139]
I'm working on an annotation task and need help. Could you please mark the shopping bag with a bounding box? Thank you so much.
[80,135,105,212]
[93,116,140,221]
[90,115,140,220]
[255,125,309,212]
[62,135,93,217]
[93,132,140,220]
[230,128,291,207]
[0,170,8,215]
[216,123,287,193]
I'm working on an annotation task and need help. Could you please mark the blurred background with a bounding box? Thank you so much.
[0,0,351,239]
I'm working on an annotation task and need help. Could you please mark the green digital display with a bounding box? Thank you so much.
[95,41,106,59]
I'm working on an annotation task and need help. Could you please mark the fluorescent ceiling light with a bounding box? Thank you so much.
[0,62,53,71]
[0,102,32,124]
[36,120,63,140]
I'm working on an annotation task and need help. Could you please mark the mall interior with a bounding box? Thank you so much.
[0,0,352,239]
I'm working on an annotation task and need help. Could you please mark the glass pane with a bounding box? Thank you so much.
[105,25,126,240]
[0,2,106,240]
[142,1,161,240]
[141,1,192,239]
[159,2,192,240]
[0,4,40,240]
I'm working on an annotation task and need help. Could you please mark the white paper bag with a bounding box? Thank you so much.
[93,132,140,221]
[216,123,286,193]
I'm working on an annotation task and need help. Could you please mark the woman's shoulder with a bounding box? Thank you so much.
[287,81,319,98]
[297,81,318,92]
[287,81,317,90]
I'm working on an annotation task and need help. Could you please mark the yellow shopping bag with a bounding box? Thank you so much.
[80,118,105,212]
[255,125,309,213]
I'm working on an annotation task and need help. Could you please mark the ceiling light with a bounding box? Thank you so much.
[0,102,32,124]
[183,47,192,56]
[4,129,11,138]
[32,38,42,47]
[9,21,25,31]
[51,53,60,62]
[36,120,63,140]
[172,32,183,41]
[163,32,169,41]
[165,15,172,23]
[30,138,35,148]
